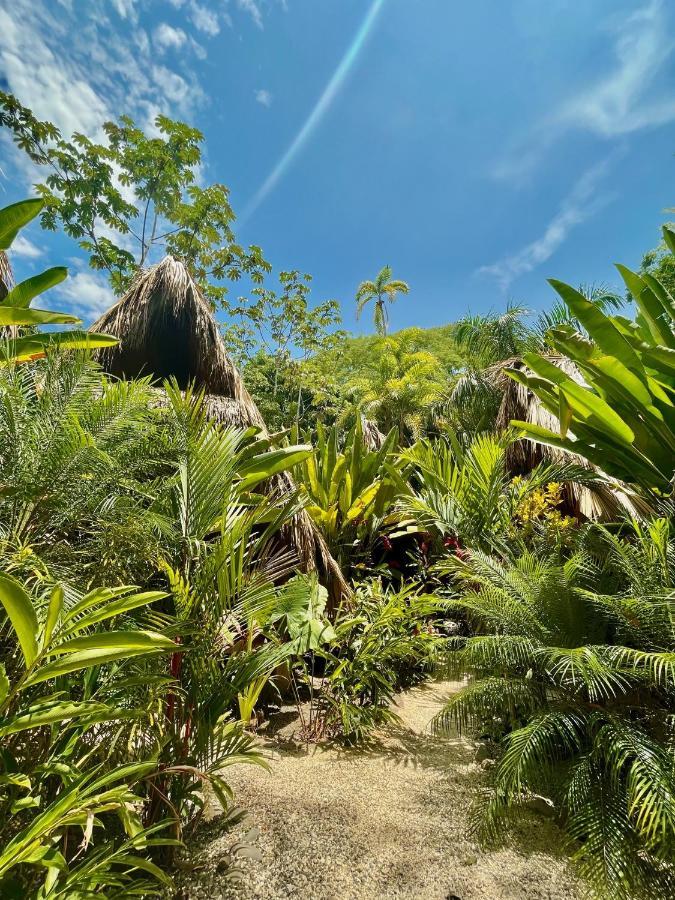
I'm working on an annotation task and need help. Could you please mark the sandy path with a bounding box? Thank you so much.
[180,681,581,900]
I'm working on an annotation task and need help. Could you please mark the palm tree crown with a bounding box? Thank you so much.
[355,265,409,336]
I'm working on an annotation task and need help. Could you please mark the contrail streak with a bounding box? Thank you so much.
[240,0,386,224]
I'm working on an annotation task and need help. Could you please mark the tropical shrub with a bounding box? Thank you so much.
[397,430,596,556]
[296,417,403,572]
[308,580,446,742]
[434,520,675,899]
[506,228,675,492]
[0,573,177,897]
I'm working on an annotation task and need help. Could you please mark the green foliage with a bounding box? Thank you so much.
[0,199,116,364]
[0,573,178,896]
[226,270,345,430]
[346,331,447,439]
[0,94,270,305]
[313,580,446,742]
[296,417,403,571]
[355,265,409,336]
[398,430,597,555]
[506,229,675,492]
[434,521,675,899]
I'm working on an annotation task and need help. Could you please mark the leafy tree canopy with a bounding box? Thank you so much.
[0,92,270,307]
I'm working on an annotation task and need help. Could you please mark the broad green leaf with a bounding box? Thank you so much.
[559,390,572,439]
[2,267,68,309]
[0,331,118,365]
[49,630,177,656]
[346,481,381,522]
[662,225,675,257]
[522,353,635,445]
[0,307,79,327]
[24,636,176,687]
[616,265,675,349]
[0,700,115,737]
[0,573,38,668]
[0,199,43,250]
[62,590,168,635]
[62,585,135,623]
[238,445,312,491]
[549,279,643,373]
[40,584,64,651]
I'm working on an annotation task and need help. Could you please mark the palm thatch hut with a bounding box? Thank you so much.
[90,256,350,610]
[493,356,652,519]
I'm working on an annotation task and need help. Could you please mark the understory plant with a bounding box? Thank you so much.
[0,574,178,897]
[305,580,447,743]
[434,520,675,899]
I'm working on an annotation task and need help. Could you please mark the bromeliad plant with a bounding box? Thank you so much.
[296,418,403,572]
[434,519,675,899]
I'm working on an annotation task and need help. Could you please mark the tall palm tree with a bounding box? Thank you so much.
[355,265,409,336]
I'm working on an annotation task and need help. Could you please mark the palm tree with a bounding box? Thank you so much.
[355,265,409,336]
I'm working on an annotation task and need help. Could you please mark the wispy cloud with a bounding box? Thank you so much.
[255,88,273,107]
[55,268,114,320]
[0,0,206,148]
[189,2,222,36]
[493,0,675,182]
[153,23,188,53]
[237,0,263,29]
[10,235,42,259]
[478,159,614,291]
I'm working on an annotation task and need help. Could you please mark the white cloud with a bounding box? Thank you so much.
[110,0,138,22]
[0,0,206,156]
[237,0,263,29]
[189,2,221,36]
[0,7,109,139]
[56,269,114,320]
[557,0,675,138]
[153,23,188,53]
[10,235,42,259]
[152,66,203,106]
[478,160,614,291]
[493,0,675,182]
[255,88,273,107]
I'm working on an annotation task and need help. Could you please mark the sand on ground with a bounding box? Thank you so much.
[179,681,582,900]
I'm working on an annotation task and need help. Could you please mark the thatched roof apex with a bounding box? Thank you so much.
[90,256,251,402]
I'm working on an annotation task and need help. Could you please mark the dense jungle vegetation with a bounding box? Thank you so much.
[0,93,674,900]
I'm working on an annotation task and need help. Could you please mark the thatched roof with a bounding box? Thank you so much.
[0,252,12,302]
[91,256,349,611]
[493,356,652,520]
[90,256,257,411]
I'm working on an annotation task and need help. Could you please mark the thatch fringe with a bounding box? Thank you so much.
[492,356,652,520]
[205,395,350,611]
[0,251,12,302]
[91,256,350,611]
[360,415,386,451]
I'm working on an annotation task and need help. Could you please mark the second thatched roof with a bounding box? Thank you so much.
[493,355,652,520]
[90,256,350,611]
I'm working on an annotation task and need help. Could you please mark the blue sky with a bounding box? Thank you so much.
[1,0,675,335]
